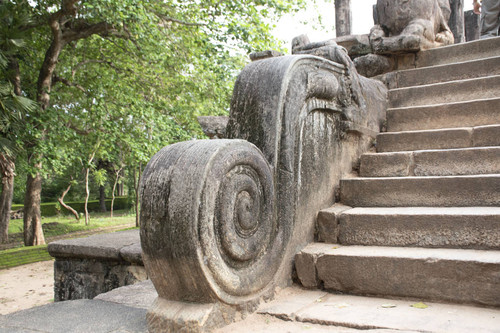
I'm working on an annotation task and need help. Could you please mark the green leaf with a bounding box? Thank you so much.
[411,302,429,309]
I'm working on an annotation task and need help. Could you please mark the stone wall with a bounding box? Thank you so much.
[48,229,147,301]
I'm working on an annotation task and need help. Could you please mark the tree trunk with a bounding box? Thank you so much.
[24,163,45,246]
[133,165,142,227]
[110,167,123,218]
[84,151,96,225]
[58,181,79,221]
[0,155,15,243]
[99,185,107,212]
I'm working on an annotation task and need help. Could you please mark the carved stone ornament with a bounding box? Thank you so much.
[140,50,387,331]
[370,0,455,54]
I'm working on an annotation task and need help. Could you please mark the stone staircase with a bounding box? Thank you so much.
[295,36,500,314]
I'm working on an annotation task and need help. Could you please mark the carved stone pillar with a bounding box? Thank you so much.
[449,0,465,43]
[335,0,351,37]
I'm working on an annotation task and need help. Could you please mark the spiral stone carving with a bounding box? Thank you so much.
[140,139,280,306]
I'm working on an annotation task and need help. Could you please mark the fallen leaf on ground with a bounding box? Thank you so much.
[381,303,396,308]
[411,302,428,309]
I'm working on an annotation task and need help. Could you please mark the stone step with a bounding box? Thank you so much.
[389,56,500,89]
[360,147,500,177]
[415,36,500,68]
[295,243,500,307]
[340,174,500,207]
[376,125,500,152]
[335,207,500,250]
[257,286,500,333]
[386,97,500,132]
[388,75,500,109]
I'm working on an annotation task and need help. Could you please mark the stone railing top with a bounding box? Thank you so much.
[48,229,142,264]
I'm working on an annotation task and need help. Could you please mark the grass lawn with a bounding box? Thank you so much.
[0,210,137,269]
[8,209,136,238]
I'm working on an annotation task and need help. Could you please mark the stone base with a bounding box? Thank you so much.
[147,297,237,333]
[54,258,147,301]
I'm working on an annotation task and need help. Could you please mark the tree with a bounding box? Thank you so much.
[0,0,37,243]
[8,0,306,245]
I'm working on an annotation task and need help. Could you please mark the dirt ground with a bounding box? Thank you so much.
[0,260,54,315]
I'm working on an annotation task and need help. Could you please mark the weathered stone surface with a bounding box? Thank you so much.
[140,52,388,331]
[249,50,283,62]
[335,0,351,37]
[48,229,139,260]
[120,242,143,265]
[333,34,371,56]
[0,300,148,333]
[340,174,500,207]
[48,230,146,301]
[339,207,500,249]
[472,124,500,147]
[360,151,412,177]
[299,243,500,306]
[389,75,500,108]
[361,147,500,177]
[197,116,229,139]
[415,36,500,67]
[391,56,500,88]
[53,258,146,301]
[448,0,465,43]
[464,10,480,41]
[354,54,394,77]
[259,287,500,333]
[376,127,473,152]
[370,0,454,55]
[95,280,157,310]
[387,97,500,132]
[316,204,352,243]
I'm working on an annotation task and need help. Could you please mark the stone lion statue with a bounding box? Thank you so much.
[370,0,454,53]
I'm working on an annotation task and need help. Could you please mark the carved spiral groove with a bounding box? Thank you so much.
[140,139,281,305]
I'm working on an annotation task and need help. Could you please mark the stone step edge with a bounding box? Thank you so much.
[360,146,500,177]
[258,285,500,333]
[317,205,500,245]
[295,243,500,307]
[386,96,500,113]
[389,55,500,89]
[376,124,500,153]
[340,174,500,207]
[296,243,500,283]
[388,74,500,94]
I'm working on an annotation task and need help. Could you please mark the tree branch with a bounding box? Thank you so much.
[52,74,86,93]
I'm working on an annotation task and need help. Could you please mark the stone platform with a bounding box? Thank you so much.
[47,229,146,301]
[1,282,498,333]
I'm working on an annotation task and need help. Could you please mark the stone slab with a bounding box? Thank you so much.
[296,243,500,306]
[473,125,500,147]
[0,299,148,333]
[415,36,500,68]
[377,124,500,153]
[376,127,473,152]
[94,280,157,310]
[48,229,140,261]
[386,97,500,132]
[120,242,143,265]
[340,174,500,207]
[316,204,352,243]
[361,147,500,177]
[388,75,500,109]
[338,207,500,249]
[292,292,500,333]
[392,56,500,89]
